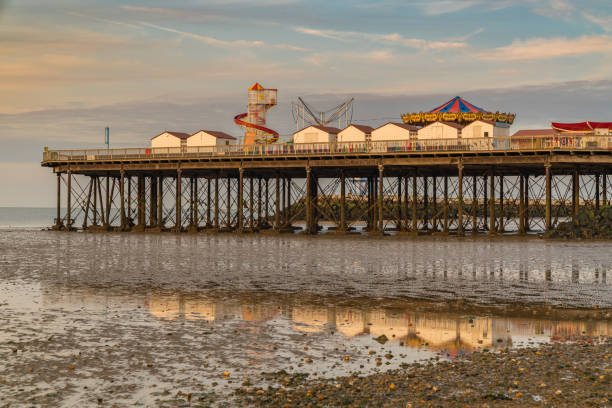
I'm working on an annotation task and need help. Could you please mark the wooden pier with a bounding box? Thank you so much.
[41,135,612,235]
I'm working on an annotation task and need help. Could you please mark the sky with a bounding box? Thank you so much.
[1,0,611,206]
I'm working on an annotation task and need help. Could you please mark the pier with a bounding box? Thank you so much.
[42,135,612,235]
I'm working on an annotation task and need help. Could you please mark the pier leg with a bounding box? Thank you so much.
[105,175,111,228]
[457,164,464,235]
[472,176,477,234]
[545,165,552,231]
[93,176,98,226]
[498,175,504,233]
[519,175,526,235]
[175,170,182,231]
[120,170,126,230]
[412,172,418,232]
[603,170,608,206]
[525,175,530,231]
[371,177,377,230]
[158,176,163,228]
[265,178,269,224]
[257,178,262,227]
[483,174,488,230]
[83,176,93,230]
[378,164,384,233]
[489,169,495,235]
[443,175,449,233]
[97,177,105,226]
[367,178,372,230]
[572,169,579,217]
[596,173,600,210]
[127,176,131,225]
[214,176,219,230]
[188,177,194,228]
[249,177,254,230]
[226,175,231,230]
[423,176,429,231]
[55,173,62,229]
[275,172,280,231]
[66,170,72,230]
[238,168,244,232]
[340,171,346,232]
[193,177,198,228]
[150,175,158,228]
[306,166,313,234]
[403,176,409,231]
[432,176,437,231]
[286,178,292,226]
[137,175,145,228]
[397,176,402,230]
[206,178,211,227]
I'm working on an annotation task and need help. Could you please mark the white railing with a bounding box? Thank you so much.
[42,134,612,162]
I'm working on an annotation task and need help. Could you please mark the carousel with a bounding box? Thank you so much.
[401,96,515,127]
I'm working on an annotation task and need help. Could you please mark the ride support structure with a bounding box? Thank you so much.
[234,83,278,145]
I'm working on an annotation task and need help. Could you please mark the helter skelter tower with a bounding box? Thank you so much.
[234,83,279,145]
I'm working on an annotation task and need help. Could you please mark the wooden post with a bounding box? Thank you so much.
[176,169,182,231]
[457,164,464,235]
[340,170,346,231]
[158,176,163,227]
[545,164,552,231]
[412,172,418,232]
[519,174,525,235]
[498,175,504,233]
[238,168,244,231]
[56,173,62,228]
[443,175,449,233]
[378,164,384,233]
[489,168,495,235]
[120,170,126,229]
[66,170,72,230]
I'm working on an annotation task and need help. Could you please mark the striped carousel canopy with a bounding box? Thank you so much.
[401,96,515,126]
[429,96,486,114]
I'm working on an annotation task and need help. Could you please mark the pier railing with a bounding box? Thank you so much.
[42,134,612,162]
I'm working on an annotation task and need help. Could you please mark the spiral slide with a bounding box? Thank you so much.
[234,113,279,144]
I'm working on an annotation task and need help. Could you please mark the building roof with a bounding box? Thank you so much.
[192,130,236,140]
[379,122,419,131]
[552,121,612,132]
[420,121,463,130]
[465,119,496,126]
[152,131,191,140]
[512,129,556,137]
[342,124,374,133]
[310,125,342,134]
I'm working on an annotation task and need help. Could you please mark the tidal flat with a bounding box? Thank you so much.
[0,230,611,406]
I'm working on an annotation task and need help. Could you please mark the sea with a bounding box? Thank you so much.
[0,207,611,406]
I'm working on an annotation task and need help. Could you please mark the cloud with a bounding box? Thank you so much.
[582,12,612,32]
[293,26,467,50]
[416,0,483,15]
[477,35,612,61]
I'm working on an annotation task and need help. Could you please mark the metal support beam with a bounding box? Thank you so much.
[176,169,182,231]
[489,168,495,235]
[105,175,111,227]
[545,164,552,231]
[214,175,219,230]
[378,164,384,233]
[257,178,262,227]
[524,174,530,231]
[249,177,254,230]
[498,175,504,233]
[403,176,409,232]
[340,171,346,231]
[93,176,98,226]
[226,175,231,229]
[305,166,313,234]
[120,170,126,229]
[206,178,211,226]
[158,176,163,228]
[595,173,600,210]
[457,164,464,235]
[412,172,417,232]
[83,176,93,230]
[397,176,402,230]
[56,173,62,228]
[472,176,477,234]
[66,170,72,230]
[603,170,608,206]
[286,177,292,226]
[572,169,579,217]
[238,168,244,231]
[423,176,429,231]
[519,174,525,235]
[275,172,280,231]
[443,175,449,233]
[432,176,437,231]
[150,176,158,227]
[193,177,198,228]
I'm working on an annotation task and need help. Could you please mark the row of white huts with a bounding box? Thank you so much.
[150,120,511,148]
[293,120,510,144]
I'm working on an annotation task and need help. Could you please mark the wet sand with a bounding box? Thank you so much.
[1,230,611,406]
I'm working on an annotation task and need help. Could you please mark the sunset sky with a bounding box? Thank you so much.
[1,0,611,205]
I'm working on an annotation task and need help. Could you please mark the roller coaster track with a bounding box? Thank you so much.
[234,113,279,144]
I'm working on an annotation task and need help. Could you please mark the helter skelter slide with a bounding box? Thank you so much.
[234,83,278,145]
